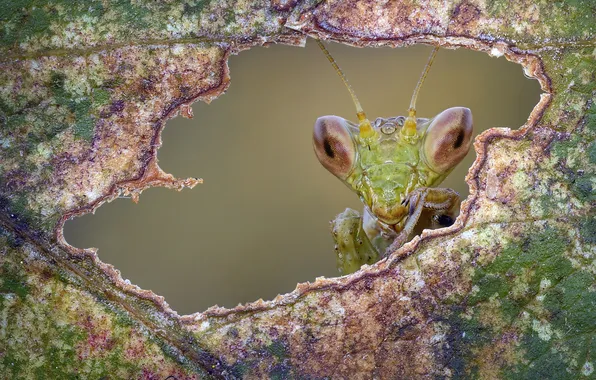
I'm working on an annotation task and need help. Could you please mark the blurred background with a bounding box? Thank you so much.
[64,41,541,315]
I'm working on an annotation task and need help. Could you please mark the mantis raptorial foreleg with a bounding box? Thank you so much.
[331,187,460,273]
[332,208,379,274]
[384,187,460,256]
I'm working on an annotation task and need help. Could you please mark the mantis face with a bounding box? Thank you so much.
[313,107,473,229]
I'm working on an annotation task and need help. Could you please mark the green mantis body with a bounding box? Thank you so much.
[313,41,473,274]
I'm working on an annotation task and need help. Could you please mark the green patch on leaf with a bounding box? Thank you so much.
[579,216,596,245]
[47,73,97,140]
[448,226,594,377]
[515,337,571,380]
[73,113,96,141]
[230,360,252,377]
[469,227,572,311]
[0,262,29,299]
[543,271,596,335]
[184,0,210,16]
[93,88,111,106]
[11,195,36,226]
[0,1,51,46]
[270,363,291,380]
[32,326,86,380]
[266,340,288,360]
[572,175,594,203]
[588,142,596,165]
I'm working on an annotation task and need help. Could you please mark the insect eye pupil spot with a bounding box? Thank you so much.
[435,214,455,227]
[324,139,335,158]
[454,130,464,149]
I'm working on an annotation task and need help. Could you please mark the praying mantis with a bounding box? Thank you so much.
[312,40,473,274]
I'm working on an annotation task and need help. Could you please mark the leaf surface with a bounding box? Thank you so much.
[1,0,594,378]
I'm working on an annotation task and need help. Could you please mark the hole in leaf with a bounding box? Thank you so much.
[63,42,541,315]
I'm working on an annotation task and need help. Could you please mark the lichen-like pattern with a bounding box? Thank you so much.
[1,44,227,232]
[0,228,206,378]
[1,0,302,233]
[2,0,296,58]
[1,0,595,378]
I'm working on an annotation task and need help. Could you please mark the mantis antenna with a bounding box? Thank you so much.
[315,39,375,138]
[403,46,439,136]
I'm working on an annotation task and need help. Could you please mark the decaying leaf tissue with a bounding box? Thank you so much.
[0,0,594,378]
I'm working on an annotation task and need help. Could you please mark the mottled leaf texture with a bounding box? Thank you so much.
[0,0,594,378]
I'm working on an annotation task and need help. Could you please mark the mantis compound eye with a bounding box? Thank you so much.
[422,107,473,174]
[313,116,357,181]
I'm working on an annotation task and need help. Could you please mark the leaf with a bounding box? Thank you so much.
[1,0,594,378]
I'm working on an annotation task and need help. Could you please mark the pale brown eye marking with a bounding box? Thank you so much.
[423,107,474,173]
[313,116,357,180]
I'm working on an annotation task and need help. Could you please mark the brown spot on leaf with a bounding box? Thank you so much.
[448,2,481,35]
[271,0,298,12]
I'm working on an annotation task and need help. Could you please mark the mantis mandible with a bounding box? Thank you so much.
[312,40,473,274]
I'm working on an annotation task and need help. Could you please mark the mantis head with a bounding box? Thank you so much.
[312,41,473,226]
[313,108,472,225]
